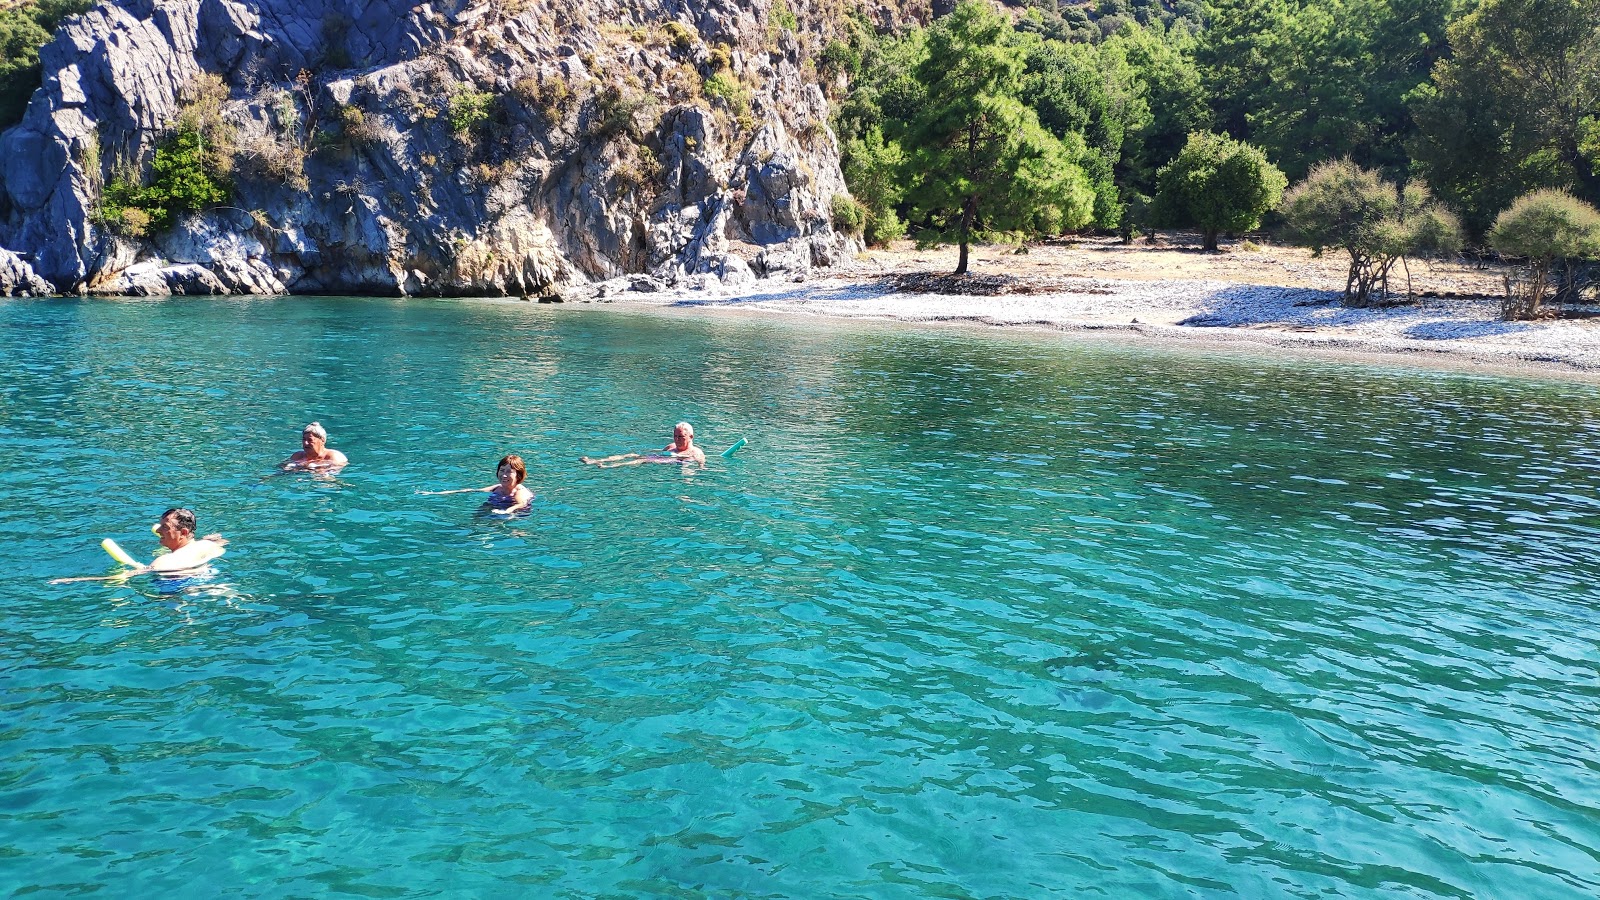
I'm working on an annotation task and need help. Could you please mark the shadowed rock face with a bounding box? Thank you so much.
[0,0,866,296]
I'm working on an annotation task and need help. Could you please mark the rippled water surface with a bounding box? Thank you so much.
[3,296,1599,897]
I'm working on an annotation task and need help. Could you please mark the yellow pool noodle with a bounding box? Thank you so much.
[101,539,144,568]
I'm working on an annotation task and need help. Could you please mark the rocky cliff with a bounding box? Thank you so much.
[0,0,876,296]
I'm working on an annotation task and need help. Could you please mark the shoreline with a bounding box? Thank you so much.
[568,243,1600,382]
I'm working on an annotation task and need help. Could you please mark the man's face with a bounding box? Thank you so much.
[674,425,691,446]
[302,431,325,454]
[155,514,190,551]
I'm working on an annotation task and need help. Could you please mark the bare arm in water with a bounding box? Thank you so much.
[50,536,227,584]
[580,453,644,465]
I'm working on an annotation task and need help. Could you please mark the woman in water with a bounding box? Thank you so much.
[420,454,534,514]
[580,422,706,468]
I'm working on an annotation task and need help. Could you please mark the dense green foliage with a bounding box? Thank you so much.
[96,74,233,236]
[896,2,1094,273]
[0,0,94,129]
[1281,158,1462,306]
[1021,35,1147,229]
[830,0,1600,254]
[1488,189,1600,318]
[1153,131,1286,250]
[447,89,494,135]
[841,127,906,245]
[1410,0,1600,236]
[100,127,229,234]
[1196,0,1453,183]
[830,193,866,236]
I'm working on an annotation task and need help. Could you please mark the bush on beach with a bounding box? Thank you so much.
[1281,158,1463,308]
[1489,189,1600,319]
[1153,131,1286,252]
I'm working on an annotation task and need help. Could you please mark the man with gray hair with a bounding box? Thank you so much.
[580,421,706,468]
[281,421,349,470]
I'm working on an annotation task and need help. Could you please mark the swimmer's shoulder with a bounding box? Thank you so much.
[151,539,226,572]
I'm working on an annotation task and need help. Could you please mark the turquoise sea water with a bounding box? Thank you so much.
[3,296,1599,898]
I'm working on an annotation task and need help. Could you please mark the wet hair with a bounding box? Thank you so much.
[303,422,328,440]
[162,508,196,534]
[497,454,526,486]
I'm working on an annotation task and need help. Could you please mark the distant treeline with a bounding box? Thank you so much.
[832,0,1600,241]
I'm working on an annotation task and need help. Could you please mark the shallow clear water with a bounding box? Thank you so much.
[3,296,1599,897]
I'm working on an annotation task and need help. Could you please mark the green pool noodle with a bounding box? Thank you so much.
[720,437,748,458]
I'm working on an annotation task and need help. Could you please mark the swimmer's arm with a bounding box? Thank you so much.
[50,567,153,585]
[418,485,495,495]
[201,534,228,546]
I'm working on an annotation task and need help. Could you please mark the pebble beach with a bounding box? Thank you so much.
[579,236,1600,379]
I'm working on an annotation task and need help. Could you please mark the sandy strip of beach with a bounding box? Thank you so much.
[572,239,1600,381]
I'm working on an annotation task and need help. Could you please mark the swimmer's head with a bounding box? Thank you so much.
[673,421,694,443]
[156,508,196,549]
[302,422,328,452]
[497,454,526,486]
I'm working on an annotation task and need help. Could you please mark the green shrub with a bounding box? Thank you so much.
[819,40,861,80]
[447,88,494,135]
[0,0,94,129]
[702,72,748,117]
[842,127,907,246]
[1282,159,1463,307]
[1153,131,1286,251]
[831,194,866,236]
[770,0,798,33]
[662,21,697,52]
[98,127,229,234]
[1489,189,1600,319]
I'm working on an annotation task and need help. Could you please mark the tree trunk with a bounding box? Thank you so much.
[1530,260,1550,318]
[954,194,978,275]
[1203,229,1219,251]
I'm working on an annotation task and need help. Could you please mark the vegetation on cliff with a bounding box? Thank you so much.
[0,0,93,127]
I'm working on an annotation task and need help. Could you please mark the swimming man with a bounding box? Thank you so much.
[281,421,349,470]
[150,508,229,572]
[49,507,227,584]
[581,422,706,469]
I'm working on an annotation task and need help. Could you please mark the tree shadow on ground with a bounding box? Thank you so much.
[1402,320,1533,340]
[1176,284,1341,327]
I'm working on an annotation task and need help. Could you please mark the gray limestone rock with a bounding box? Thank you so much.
[0,0,869,296]
[0,248,54,296]
[163,262,229,294]
[89,261,171,296]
